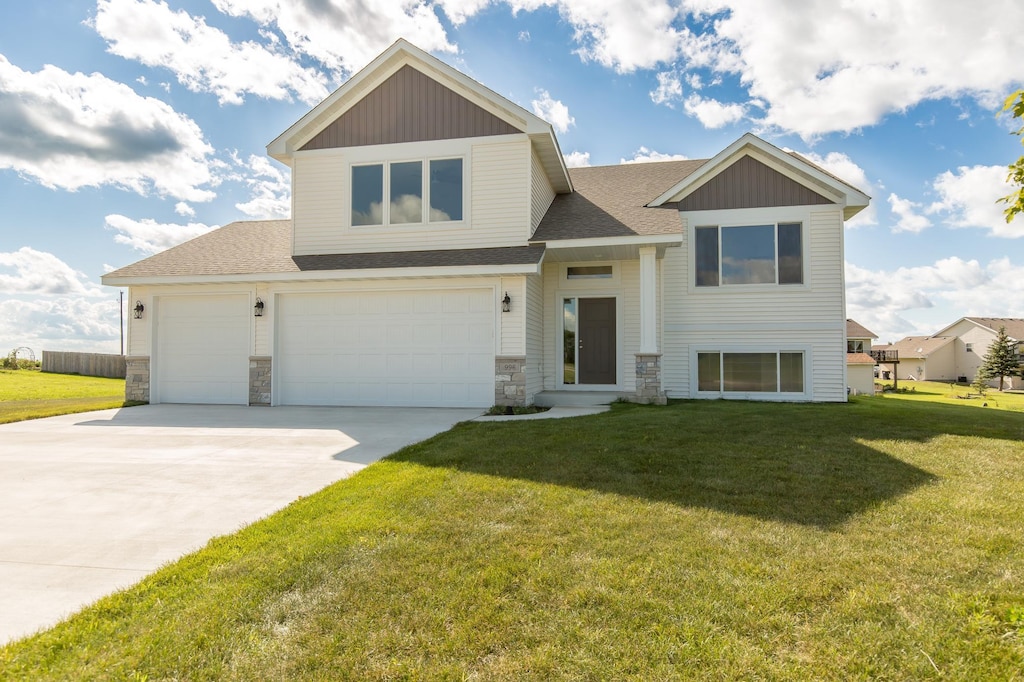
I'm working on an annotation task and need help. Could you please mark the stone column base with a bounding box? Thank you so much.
[632,353,666,405]
[495,356,526,407]
[125,356,150,403]
[249,356,272,406]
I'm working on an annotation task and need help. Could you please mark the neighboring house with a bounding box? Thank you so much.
[102,39,870,408]
[845,319,877,395]
[933,317,1024,389]
[873,336,955,382]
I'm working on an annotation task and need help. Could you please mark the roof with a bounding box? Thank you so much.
[872,336,954,359]
[102,220,545,284]
[846,352,876,365]
[846,319,878,339]
[936,317,1024,340]
[532,159,706,241]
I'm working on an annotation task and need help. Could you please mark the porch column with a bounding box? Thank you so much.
[639,247,657,353]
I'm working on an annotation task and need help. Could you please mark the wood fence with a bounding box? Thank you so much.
[42,351,126,378]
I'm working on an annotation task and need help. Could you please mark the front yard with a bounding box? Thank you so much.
[876,378,1024,412]
[2,397,1022,679]
[0,369,127,423]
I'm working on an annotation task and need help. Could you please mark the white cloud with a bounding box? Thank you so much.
[104,215,216,255]
[682,93,745,128]
[212,0,456,77]
[532,89,575,133]
[794,150,877,226]
[927,165,1020,238]
[620,146,688,164]
[0,247,102,296]
[174,202,196,217]
[887,193,931,233]
[93,0,330,105]
[230,153,291,219]
[0,55,216,201]
[563,150,591,168]
[845,256,1023,344]
[651,71,683,106]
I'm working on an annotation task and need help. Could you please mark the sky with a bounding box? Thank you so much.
[1,0,1022,357]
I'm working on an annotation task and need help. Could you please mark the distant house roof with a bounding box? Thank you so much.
[957,317,1024,340]
[846,352,876,365]
[872,335,954,359]
[846,319,878,339]
[531,159,706,241]
[102,220,545,284]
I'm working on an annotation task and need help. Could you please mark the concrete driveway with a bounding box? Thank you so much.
[0,404,480,644]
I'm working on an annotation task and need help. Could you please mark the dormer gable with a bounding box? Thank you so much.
[649,133,870,220]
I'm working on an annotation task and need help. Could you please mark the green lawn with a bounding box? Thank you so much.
[876,379,1024,412]
[2,398,1023,679]
[0,369,128,423]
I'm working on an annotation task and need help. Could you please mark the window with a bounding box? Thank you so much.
[352,158,462,227]
[567,266,613,279]
[697,351,804,393]
[695,222,803,287]
[848,340,864,353]
[965,343,973,353]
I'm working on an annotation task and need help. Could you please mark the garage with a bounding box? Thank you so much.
[276,288,494,407]
[154,294,251,404]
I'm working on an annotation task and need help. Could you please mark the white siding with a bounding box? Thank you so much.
[254,283,271,356]
[127,286,150,356]
[662,206,847,401]
[525,273,544,402]
[499,276,525,355]
[291,135,530,256]
[529,146,555,236]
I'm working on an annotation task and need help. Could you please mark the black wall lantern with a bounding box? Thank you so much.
[501,292,511,313]
[254,297,265,317]
[133,300,145,319]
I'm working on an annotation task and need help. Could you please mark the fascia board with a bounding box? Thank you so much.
[533,233,683,250]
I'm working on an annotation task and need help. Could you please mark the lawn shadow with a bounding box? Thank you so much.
[390,400,1022,530]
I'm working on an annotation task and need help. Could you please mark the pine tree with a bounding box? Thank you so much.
[978,326,1021,392]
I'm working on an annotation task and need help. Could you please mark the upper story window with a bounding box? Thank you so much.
[848,339,864,353]
[695,222,803,287]
[965,343,973,353]
[352,157,463,227]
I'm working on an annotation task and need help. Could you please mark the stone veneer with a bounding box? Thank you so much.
[249,356,272,406]
[494,355,526,407]
[633,353,666,405]
[125,355,150,403]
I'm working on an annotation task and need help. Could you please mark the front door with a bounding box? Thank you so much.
[578,297,616,384]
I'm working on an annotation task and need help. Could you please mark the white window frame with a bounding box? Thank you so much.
[691,346,811,401]
[351,156,464,228]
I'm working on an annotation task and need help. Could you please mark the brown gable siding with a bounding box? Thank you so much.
[678,155,833,211]
[300,65,521,150]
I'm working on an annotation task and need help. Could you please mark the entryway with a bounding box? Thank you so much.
[562,296,617,386]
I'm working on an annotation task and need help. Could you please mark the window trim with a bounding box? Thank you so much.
[691,346,811,400]
[350,155,465,229]
[694,221,804,288]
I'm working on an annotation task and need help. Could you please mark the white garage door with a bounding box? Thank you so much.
[154,294,250,405]
[277,289,494,407]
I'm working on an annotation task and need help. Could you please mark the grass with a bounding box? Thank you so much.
[2,398,1024,679]
[0,369,129,423]
[876,379,1024,412]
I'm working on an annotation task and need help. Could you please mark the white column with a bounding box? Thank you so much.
[639,246,658,353]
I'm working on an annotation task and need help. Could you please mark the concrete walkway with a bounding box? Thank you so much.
[0,404,480,644]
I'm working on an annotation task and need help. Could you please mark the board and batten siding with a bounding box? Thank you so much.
[291,136,531,256]
[524,273,544,402]
[529,147,555,236]
[661,206,847,401]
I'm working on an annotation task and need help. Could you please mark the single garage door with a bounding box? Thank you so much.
[154,294,250,404]
[277,289,494,407]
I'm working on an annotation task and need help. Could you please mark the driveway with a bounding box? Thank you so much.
[0,404,480,644]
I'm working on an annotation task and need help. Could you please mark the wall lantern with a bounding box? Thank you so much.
[501,292,511,313]
[133,300,145,319]
[254,297,265,317]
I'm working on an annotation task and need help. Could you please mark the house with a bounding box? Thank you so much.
[845,319,878,395]
[102,39,870,408]
[933,317,1024,389]
[873,336,955,382]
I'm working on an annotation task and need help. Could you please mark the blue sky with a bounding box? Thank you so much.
[1,0,1022,355]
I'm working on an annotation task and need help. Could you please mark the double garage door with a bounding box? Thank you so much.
[277,289,494,407]
[153,289,494,407]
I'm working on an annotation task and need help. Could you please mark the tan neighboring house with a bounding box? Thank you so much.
[933,317,1024,389]
[845,319,877,395]
[873,336,955,382]
[102,39,870,408]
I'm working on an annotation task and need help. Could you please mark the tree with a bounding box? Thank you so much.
[978,326,1021,392]
[1000,90,1024,223]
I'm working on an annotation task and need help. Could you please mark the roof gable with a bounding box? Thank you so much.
[300,64,520,150]
[935,316,1024,340]
[846,319,878,339]
[649,133,870,220]
[677,155,833,211]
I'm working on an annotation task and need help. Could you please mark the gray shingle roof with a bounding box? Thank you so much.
[846,319,878,339]
[964,317,1024,340]
[872,336,954,358]
[102,220,544,281]
[531,159,707,241]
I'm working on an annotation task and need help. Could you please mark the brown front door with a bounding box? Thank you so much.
[578,297,616,384]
